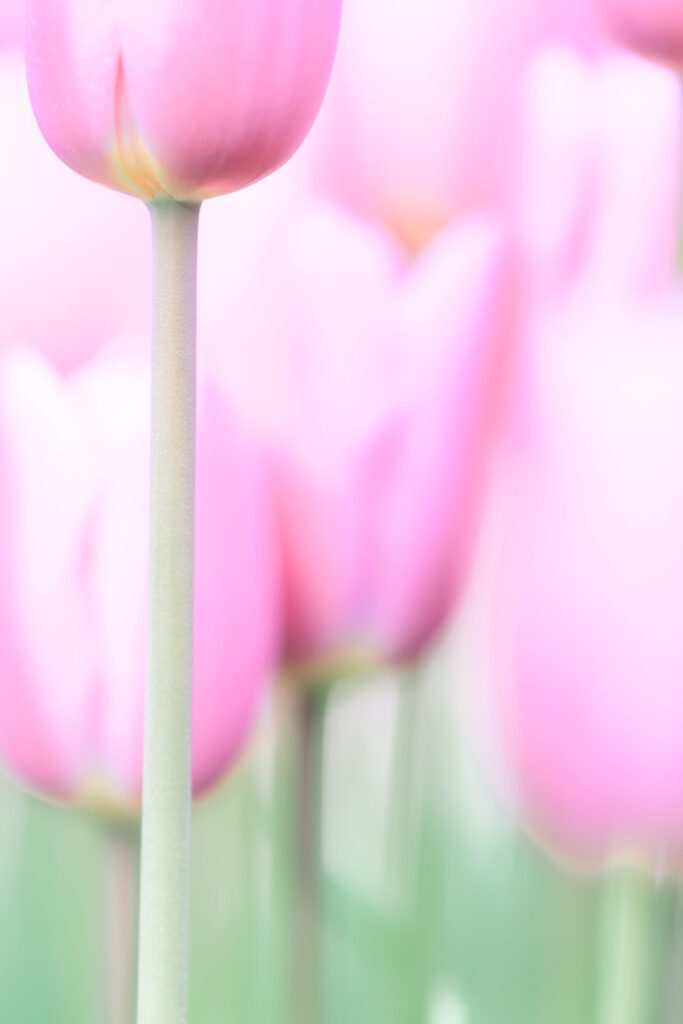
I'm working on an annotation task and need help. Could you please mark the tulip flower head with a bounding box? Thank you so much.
[482,298,683,860]
[597,0,683,73]
[514,47,681,300]
[209,200,512,670]
[26,0,343,200]
[0,51,150,372]
[299,0,601,254]
[468,48,683,861]
[0,341,277,805]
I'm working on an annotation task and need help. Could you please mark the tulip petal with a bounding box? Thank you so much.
[0,349,98,795]
[118,0,342,198]
[26,0,126,191]
[486,298,683,855]
[369,218,511,660]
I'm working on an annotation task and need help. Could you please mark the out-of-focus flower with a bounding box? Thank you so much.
[26,0,342,201]
[0,51,150,371]
[481,297,683,858]
[468,48,683,859]
[513,47,681,300]
[0,342,278,803]
[298,0,602,253]
[210,201,512,670]
[597,0,683,72]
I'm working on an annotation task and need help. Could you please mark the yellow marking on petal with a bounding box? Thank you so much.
[283,644,388,691]
[75,775,140,824]
[112,56,170,200]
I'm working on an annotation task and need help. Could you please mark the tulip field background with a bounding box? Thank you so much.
[0,658,608,1024]
[3,654,683,1023]
[4,0,683,1020]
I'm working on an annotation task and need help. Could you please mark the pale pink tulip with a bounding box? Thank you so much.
[26,0,342,201]
[209,201,512,668]
[597,0,683,72]
[482,297,683,857]
[298,0,602,253]
[469,48,683,857]
[0,341,277,801]
[513,48,681,300]
[0,51,150,371]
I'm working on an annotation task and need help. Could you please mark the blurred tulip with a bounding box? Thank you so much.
[480,296,683,858]
[0,51,150,371]
[597,0,683,72]
[26,0,342,201]
[468,47,683,859]
[0,341,277,803]
[298,0,602,253]
[209,201,512,669]
[513,47,681,299]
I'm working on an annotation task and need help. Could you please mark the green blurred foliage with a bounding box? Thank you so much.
[0,653,678,1024]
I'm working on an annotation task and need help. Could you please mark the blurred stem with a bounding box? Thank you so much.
[663,880,683,1024]
[385,665,421,904]
[596,861,656,1024]
[104,825,140,1024]
[290,681,326,1024]
[136,199,200,1024]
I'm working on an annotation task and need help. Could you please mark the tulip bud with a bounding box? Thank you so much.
[208,200,512,671]
[0,342,278,806]
[25,0,342,200]
[299,0,600,254]
[468,46,683,861]
[479,299,683,859]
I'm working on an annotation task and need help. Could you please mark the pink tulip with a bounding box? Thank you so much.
[482,296,683,857]
[470,48,683,858]
[513,47,681,300]
[0,51,150,371]
[0,340,278,802]
[208,200,512,668]
[26,0,342,201]
[0,46,300,374]
[297,0,602,253]
[597,0,683,72]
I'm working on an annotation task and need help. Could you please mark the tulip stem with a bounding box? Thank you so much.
[136,198,200,1024]
[385,666,421,896]
[104,824,139,1024]
[291,682,326,1024]
[596,861,656,1024]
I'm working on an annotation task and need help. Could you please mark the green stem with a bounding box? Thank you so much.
[291,683,326,1024]
[596,861,656,1024]
[660,880,683,1022]
[384,666,421,902]
[136,199,200,1024]
[104,825,139,1024]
